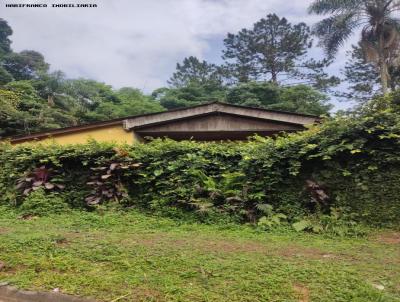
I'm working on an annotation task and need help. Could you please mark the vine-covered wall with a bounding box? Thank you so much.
[1,95,400,226]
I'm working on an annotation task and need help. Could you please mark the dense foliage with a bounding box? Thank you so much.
[1,93,399,228]
[0,70,164,137]
[155,82,332,115]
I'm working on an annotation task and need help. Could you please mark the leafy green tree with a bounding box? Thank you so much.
[0,66,13,85]
[62,79,118,111]
[31,71,67,106]
[309,0,400,93]
[225,82,331,115]
[155,81,331,115]
[0,77,165,137]
[152,83,227,109]
[32,71,91,124]
[2,50,49,80]
[0,88,20,137]
[168,56,223,88]
[162,56,227,109]
[0,19,12,58]
[0,88,19,119]
[2,81,77,136]
[270,85,332,115]
[89,87,164,120]
[5,80,41,105]
[225,82,280,108]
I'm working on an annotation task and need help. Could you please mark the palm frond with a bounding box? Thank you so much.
[308,0,361,14]
[313,12,360,56]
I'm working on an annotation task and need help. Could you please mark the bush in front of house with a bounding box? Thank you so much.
[1,92,400,228]
[19,188,70,217]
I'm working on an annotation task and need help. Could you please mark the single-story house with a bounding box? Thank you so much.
[7,102,320,145]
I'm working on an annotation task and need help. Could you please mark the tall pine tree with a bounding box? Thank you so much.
[221,14,339,90]
[168,56,222,88]
[222,29,258,83]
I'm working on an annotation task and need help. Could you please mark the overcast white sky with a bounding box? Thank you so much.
[3,0,357,110]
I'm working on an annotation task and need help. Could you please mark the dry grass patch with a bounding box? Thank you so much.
[0,227,10,234]
[293,283,310,302]
[376,231,400,245]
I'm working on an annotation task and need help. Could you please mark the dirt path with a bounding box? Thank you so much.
[0,285,97,302]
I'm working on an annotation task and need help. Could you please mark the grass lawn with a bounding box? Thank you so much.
[0,208,399,302]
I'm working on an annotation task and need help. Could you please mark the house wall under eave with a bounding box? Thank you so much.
[12,124,136,146]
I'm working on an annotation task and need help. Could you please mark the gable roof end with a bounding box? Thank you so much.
[123,102,319,130]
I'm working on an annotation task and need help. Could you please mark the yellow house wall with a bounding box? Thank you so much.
[15,125,136,145]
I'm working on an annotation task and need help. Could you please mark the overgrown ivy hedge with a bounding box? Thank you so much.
[1,94,400,226]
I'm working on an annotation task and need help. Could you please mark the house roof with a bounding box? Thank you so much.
[6,102,320,143]
[123,102,319,130]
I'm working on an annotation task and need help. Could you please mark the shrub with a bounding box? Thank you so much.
[18,189,70,217]
[292,207,369,237]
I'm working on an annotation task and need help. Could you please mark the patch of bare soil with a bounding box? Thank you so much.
[118,287,165,302]
[55,237,69,246]
[121,234,340,261]
[0,261,5,271]
[376,232,400,244]
[0,285,97,302]
[18,214,38,220]
[119,234,168,248]
[192,239,267,253]
[293,283,310,302]
[61,231,104,243]
[275,245,329,260]
[0,227,10,235]
[196,239,348,262]
[129,235,273,254]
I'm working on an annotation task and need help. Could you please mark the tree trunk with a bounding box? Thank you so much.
[390,73,396,91]
[378,32,389,94]
[380,58,389,94]
[47,94,55,106]
[271,65,278,84]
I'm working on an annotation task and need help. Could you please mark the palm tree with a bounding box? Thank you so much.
[309,0,400,94]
